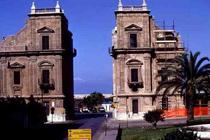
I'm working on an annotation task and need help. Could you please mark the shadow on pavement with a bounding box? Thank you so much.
[1,122,82,140]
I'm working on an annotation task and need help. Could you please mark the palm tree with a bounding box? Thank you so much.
[155,51,210,122]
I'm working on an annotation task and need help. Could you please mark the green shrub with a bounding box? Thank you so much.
[143,109,164,128]
[162,129,199,140]
[187,118,210,126]
[0,95,47,128]
[121,127,178,140]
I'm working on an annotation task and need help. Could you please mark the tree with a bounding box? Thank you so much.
[27,95,47,127]
[82,92,105,109]
[0,97,27,128]
[143,109,165,128]
[155,51,210,122]
[0,95,47,128]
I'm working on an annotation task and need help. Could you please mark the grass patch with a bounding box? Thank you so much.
[121,126,178,140]
[120,118,210,140]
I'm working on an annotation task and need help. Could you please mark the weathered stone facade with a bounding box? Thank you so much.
[110,0,185,120]
[0,2,76,121]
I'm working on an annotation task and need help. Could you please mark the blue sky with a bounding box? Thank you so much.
[0,0,210,94]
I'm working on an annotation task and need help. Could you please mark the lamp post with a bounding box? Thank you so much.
[105,113,108,136]
[51,101,55,123]
[41,90,44,103]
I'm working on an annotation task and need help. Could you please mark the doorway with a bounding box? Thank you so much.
[132,99,138,114]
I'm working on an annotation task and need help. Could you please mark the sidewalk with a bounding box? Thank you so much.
[93,116,210,140]
[93,118,119,140]
[93,117,186,140]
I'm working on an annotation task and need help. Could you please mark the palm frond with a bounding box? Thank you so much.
[197,63,210,77]
[195,57,209,73]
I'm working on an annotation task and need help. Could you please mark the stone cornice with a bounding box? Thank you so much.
[113,48,154,54]
[114,93,181,97]
[115,10,150,15]
[0,95,65,99]
[28,12,64,17]
[155,47,185,52]
[0,49,75,57]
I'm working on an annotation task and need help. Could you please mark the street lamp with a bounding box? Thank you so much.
[105,113,108,136]
[51,101,55,123]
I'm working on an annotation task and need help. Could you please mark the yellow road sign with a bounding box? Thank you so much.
[68,129,91,140]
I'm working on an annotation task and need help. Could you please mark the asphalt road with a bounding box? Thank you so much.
[63,112,110,140]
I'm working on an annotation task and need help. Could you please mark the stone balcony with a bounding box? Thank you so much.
[117,5,149,12]
[35,8,61,13]
[30,1,64,15]
[121,6,144,11]
[30,8,63,15]
[38,79,55,93]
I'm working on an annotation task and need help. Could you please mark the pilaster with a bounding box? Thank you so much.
[30,56,37,94]
[55,56,62,94]
[144,53,152,92]
[1,58,7,96]
[119,55,125,94]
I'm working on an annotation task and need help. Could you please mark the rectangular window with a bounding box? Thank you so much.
[130,34,137,48]
[42,70,50,84]
[14,71,20,85]
[161,74,168,82]
[131,69,138,82]
[160,68,168,82]
[162,96,168,110]
[42,36,49,50]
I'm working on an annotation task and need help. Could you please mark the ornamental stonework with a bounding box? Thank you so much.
[0,2,76,121]
[110,0,185,120]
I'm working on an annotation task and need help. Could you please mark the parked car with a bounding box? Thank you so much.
[90,107,97,113]
[82,107,90,113]
[98,107,105,112]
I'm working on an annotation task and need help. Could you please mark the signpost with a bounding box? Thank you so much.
[68,129,91,140]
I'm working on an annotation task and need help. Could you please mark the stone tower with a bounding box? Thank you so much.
[0,2,76,121]
[110,0,184,120]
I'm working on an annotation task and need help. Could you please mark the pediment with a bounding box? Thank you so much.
[126,59,143,65]
[8,62,25,69]
[39,61,54,67]
[125,24,142,31]
[37,27,55,33]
